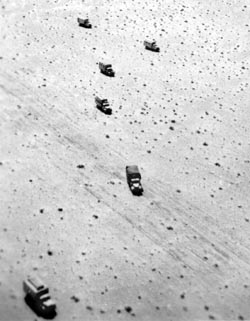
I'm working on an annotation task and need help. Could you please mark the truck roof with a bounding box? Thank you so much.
[95,97,109,104]
[28,277,46,291]
[126,165,140,174]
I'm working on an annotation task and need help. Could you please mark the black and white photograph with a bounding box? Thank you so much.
[0,0,250,320]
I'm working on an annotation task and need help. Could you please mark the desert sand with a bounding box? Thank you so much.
[1,0,250,320]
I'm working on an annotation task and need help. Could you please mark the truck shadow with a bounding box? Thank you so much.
[24,294,57,319]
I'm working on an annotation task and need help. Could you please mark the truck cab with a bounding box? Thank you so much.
[126,165,143,196]
[77,17,92,28]
[95,96,112,115]
[144,40,160,52]
[23,276,56,317]
[99,62,115,77]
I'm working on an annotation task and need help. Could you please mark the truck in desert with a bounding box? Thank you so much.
[126,165,144,196]
[23,276,56,317]
[99,62,115,77]
[77,17,92,28]
[144,40,160,52]
[95,96,112,115]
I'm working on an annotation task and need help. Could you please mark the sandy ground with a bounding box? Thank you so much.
[1,0,250,320]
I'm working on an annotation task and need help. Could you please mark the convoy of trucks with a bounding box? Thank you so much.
[21,14,163,318]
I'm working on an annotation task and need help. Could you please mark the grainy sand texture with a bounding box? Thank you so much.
[1,0,250,320]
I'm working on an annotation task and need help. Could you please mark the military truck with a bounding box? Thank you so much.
[126,165,143,195]
[23,276,56,317]
[99,62,115,77]
[95,96,112,115]
[144,40,160,52]
[77,18,92,28]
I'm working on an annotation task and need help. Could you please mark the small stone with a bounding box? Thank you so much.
[71,296,80,303]
[125,306,132,313]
